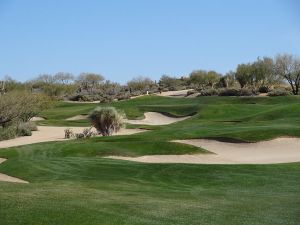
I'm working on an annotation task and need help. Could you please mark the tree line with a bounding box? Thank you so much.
[1,53,300,100]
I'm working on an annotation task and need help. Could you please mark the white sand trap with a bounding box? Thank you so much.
[0,158,28,183]
[156,89,194,98]
[125,112,190,125]
[63,100,100,104]
[106,138,300,164]
[30,117,45,121]
[0,126,147,149]
[66,115,88,121]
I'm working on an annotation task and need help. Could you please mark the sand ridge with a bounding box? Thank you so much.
[106,137,300,164]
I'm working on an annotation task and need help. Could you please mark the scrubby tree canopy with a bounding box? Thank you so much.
[127,76,156,93]
[235,63,254,88]
[77,73,105,93]
[189,70,221,89]
[159,75,184,91]
[0,91,52,127]
[275,54,300,95]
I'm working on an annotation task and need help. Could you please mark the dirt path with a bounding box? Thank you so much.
[106,138,300,164]
[0,158,29,183]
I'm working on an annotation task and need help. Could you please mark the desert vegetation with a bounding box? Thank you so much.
[1,94,300,224]
[1,53,300,225]
[1,54,299,104]
[0,91,51,140]
[88,107,124,136]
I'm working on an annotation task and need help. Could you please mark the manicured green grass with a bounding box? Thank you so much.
[0,157,299,225]
[1,95,300,224]
[40,95,300,141]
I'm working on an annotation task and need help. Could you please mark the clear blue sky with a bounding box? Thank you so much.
[0,0,299,83]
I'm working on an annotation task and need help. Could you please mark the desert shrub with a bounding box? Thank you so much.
[100,95,114,103]
[0,126,17,141]
[74,128,96,139]
[0,91,52,127]
[240,88,254,96]
[218,88,254,96]
[69,94,99,102]
[17,122,33,136]
[64,128,74,139]
[75,133,85,139]
[218,88,241,96]
[117,93,131,101]
[88,107,124,136]
[82,128,96,138]
[258,86,270,93]
[199,88,219,96]
[186,90,198,96]
[268,89,291,97]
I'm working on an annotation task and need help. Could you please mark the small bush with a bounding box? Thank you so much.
[82,128,96,138]
[100,95,114,103]
[0,126,17,141]
[27,122,38,131]
[218,88,241,96]
[117,93,131,101]
[218,88,254,96]
[69,94,101,102]
[17,122,33,136]
[240,88,254,96]
[258,86,270,93]
[199,88,219,96]
[64,128,74,139]
[88,107,124,136]
[268,89,291,97]
[186,90,198,96]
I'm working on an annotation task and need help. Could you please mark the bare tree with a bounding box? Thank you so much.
[54,72,74,84]
[275,54,300,95]
[127,76,155,93]
[77,73,104,93]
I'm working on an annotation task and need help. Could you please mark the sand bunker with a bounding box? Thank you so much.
[106,138,300,164]
[156,89,194,98]
[63,100,100,104]
[0,126,147,149]
[125,112,190,125]
[30,117,45,121]
[66,115,88,121]
[0,158,28,183]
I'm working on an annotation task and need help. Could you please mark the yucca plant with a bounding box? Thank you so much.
[88,107,124,136]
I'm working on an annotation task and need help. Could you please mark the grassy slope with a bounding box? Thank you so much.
[39,95,300,141]
[0,96,300,224]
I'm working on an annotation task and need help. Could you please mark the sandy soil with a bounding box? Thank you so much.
[30,117,45,121]
[0,126,147,149]
[106,138,300,164]
[66,115,88,121]
[125,112,190,125]
[66,112,191,125]
[155,89,194,98]
[63,100,100,104]
[0,158,29,183]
